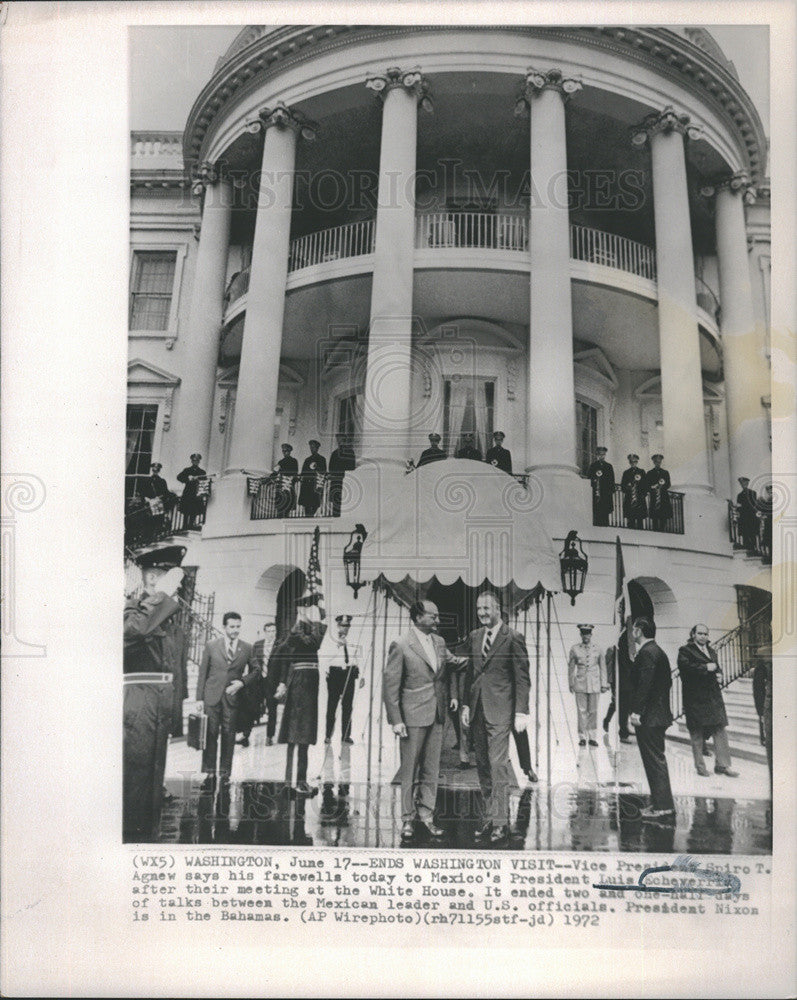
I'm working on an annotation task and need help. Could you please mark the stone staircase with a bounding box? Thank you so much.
[670,674,766,765]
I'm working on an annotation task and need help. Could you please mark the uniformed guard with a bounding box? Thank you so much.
[485,431,512,474]
[176,453,207,528]
[123,544,188,841]
[298,440,327,517]
[456,432,482,461]
[620,454,648,529]
[273,443,299,516]
[735,476,759,553]
[587,446,615,526]
[645,454,672,530]
[417,432,446,467]
[328,434,357,518]
[567,624,608,747]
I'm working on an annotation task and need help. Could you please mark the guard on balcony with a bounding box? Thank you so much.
[621,454,648,529]
[736,476,759,553]
[274,443,299,516]
[456,432,482,461]
[485,431,512,474]
[328,434,356,518]
[645,455,672,531]
[588,446,615,526]
[141,462,176,537]
[299,440,327,517]
[417,432,446,467]
[176,453,207,529]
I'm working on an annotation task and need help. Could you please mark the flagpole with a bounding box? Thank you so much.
[535,593,541,772]
[546,590,552,790]
[364,582,380,847]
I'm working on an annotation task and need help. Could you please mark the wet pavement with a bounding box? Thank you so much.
[155,723,772,854]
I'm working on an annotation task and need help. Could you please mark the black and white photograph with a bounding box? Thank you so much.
[124,21,775,853]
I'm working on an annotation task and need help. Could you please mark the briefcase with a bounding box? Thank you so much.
[187,711,208,751]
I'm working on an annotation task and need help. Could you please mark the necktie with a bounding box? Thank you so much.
[343,642,349,666]
[227,643,234,660]
[483,630,492,658]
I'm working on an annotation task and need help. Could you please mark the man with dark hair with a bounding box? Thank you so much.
[417,433,446,467]
[461,591,531,844]
[195,611,256,787]
[383,600,466,842]
[249,621,279,745]
[485,431,512,474]
[176,453,208,528]
[629,617,675,820]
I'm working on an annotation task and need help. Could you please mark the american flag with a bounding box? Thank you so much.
[299,525,326,620]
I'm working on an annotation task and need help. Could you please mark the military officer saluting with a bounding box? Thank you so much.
[456,432,482,461]
[620,454,648,529]
[587,446,615,526]
[645,454,672,530]
[485,431,512,474]
[417,433,447,468]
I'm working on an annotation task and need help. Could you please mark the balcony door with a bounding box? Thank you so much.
[442,378,495,457]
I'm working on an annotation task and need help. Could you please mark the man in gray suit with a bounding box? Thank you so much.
[195,611,256,788]
[383,600,466,842]
[461,592,531,844]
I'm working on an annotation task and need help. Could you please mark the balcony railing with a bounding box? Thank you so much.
[124,495,207,548]
[727,500,772,564]
[669,602,771,721]
[289,219,375,272]
[570,224,656,280]
[250,473,342,520]
[415,212,529,252]
[598,484,685,534]
[695,275,721,325]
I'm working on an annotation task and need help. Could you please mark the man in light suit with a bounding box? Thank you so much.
[195,611,256,787]
[629,616,675,820]
[383,600,466,842]
[461,592,531,844]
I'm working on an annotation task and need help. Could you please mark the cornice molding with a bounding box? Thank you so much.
[183,25,767,183]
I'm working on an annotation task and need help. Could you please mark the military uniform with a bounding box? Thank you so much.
[588,452,615,526]
[417,434,446,468]
[176,456,207,527]
[328,443,356,517]
[568,628,607,745]
[298,446,327,517]
[736,481,759,552]
[485,434,512,474]
[456,444,482,461]
[620,457,647,529]
[645,459,672,530]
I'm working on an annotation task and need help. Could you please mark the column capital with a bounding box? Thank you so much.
[700,171,757,204]
[365,66,433,112]
[191,160,222,196]
[245,102,318,141]
[514,68,582,115]
[631,105,702,146]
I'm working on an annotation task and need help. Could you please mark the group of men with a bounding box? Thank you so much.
[384,592,534,846]
[588,447,673,529]
[271,435,357,517]
[734,475,774,558]
[125,453,211,544]
[414,431,514,473]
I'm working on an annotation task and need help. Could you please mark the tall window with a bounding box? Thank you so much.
[336,393,358,441]
[126,404,158,499]
[443,378,495,456]
[575,400,598,476]
[130,251,177,330]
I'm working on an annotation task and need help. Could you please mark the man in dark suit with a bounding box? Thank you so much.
[629,616,675,819]
[416,432,446,467]
[588,446,615,526]
[249,621,278,745]
[645,454,672,531]
[461,592,531,843]
[485,431,512,474]
[195,611,256,787]
[383,600,466,842]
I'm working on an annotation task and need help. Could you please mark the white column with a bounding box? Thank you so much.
[173,168,231,466]
[520,70,581,475]
[360,68,430,464]
[634,107,711,493]
[226,104,316,474]
[713,174,768,492]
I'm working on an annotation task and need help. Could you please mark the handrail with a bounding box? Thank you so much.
[569,223,657,281]
[695,275,721,324]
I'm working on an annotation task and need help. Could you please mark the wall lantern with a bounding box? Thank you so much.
[559,530,588,606]
[343,523,369,598]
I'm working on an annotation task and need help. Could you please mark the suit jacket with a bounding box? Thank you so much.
[631,639,673,728]
[462,623,531,725]
[383,630,464,728]
[485,446,512,474]
[196,637,255,708]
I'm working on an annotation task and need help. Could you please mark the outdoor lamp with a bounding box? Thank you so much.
[343,523,369,598]
[559,529,588,605]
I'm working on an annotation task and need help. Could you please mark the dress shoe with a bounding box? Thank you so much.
[702,747,712,757]
[696,765,710,776]
[265,737,273,747]
[578,739,587,747]
[343,737,354,745]
[237,737,250,748]
[473,821,492,842]
[324,737,332,745]
[589,739,599,747]
[619,736,632,744]
[639,805,675,820]
[401,821,415,842]
[714,766,740,777]
[489,825,509,845]
[417,819,445,839]
[524,769,539,784]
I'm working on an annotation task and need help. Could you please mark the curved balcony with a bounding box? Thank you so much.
[222,217,720,333]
